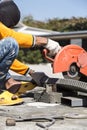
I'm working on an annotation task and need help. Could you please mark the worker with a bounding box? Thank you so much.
[0,22,61,94]
[0,0,61,94]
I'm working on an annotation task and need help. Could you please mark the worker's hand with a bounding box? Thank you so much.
[31,72,58,87]
[30,72,49,87]
[44,39,61,56]
[25,68,35,76]
[28,69,35,75]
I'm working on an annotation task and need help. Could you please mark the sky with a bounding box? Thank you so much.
[14,0,87,21]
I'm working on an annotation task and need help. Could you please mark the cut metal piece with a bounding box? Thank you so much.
[61,96,87,107]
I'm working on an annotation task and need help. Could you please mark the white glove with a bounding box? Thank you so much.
[44,39,61,56]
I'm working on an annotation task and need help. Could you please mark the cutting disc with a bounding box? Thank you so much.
[62,63,81,80]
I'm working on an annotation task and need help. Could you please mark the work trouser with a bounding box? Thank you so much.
[0,37,19,89]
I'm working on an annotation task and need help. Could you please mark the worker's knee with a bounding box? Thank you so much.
[4,37,19,57]
[0,37,19,58]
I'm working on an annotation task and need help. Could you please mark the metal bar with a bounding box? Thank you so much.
[40,31,87,40]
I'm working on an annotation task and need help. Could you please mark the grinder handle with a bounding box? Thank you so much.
[43,49,54,62]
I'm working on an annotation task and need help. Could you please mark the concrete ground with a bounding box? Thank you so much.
[0,63,87,130]
[0,97,87,130]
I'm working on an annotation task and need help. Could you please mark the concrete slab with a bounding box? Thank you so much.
[0,96,87,130]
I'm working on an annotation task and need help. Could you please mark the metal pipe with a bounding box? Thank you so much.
[40,31,87,40]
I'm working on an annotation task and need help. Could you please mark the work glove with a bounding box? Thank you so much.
[31,72,58,87]
[44,39,61,56]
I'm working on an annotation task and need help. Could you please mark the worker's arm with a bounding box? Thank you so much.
[0,22,34,48]
[0,22,61,55]
[0,22,61,75]
[10,59,29,75]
